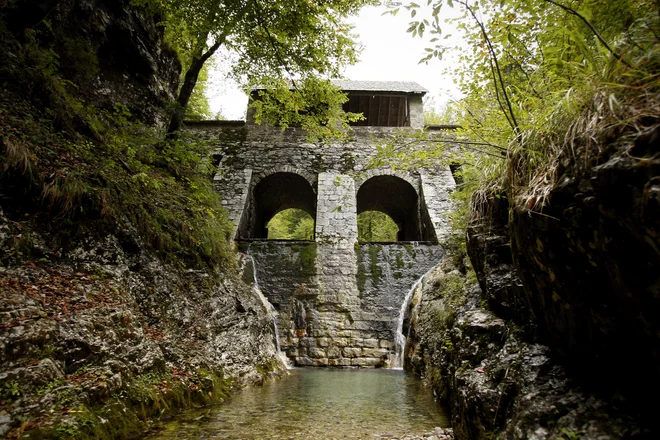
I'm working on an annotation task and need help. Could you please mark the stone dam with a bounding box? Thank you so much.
[189,81,457,367]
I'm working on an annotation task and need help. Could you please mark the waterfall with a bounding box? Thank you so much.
[391,264,439,369]
[245,252,292,369]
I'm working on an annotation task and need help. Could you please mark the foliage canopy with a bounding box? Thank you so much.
[383,0,659,236]
[135,0,376,135]
[267,209,315,240]
[358,211,399,242]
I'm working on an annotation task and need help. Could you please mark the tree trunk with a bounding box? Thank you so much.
[167,40,223,136]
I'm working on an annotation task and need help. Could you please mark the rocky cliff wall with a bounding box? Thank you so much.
[2,0,180,126]
[0,1,283,438]
[406,102,659,437]
[0,214,283,439]
[509,121,660,407]
[405,258,644,439]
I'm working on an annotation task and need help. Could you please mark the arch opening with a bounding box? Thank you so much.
[239,172,316,239]
[358,211,399,242]
[356,175,434,242]
[267,209,315,240]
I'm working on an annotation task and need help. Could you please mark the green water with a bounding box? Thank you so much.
[145,368,449,439]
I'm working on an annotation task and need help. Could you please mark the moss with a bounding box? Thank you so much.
[339,149,356,173]
[356,244,367,294]
[218,127,248,143]
[0,24,236,271]
[403,243,417,257]
[255,359,281,377]
[311,153,328,172]
[368,244,383,286]
[24,369,233,440]
[395,251,405,269]
[217,127,248,167]
[59,36,99,83]
[441,339,454,353]
[430,270,470,332]
[293,242,317,277]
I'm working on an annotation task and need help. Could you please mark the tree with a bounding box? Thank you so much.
[392,0,657,148]
[136,0,375,135]
[184,62,213,120]
[358,211,399,242]
[267,209,314,240]
[380,0,659,233]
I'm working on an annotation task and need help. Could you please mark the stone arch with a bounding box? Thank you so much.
[355,169,420,197]
[238,171,317,239]
[250,165,317,190]
[356,173,433,242]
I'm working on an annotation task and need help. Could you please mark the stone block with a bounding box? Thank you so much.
[361,338,380,348]
[361,348,389,358]
[299,337,316,348]
[353,321,375,330]
[296,356,316,366]
[327,346,342,359]
[379,340,394,349]
[350,358,381,367]
[308,347,326,358]
[343,347,361,358]
[317,337,330,347]
[315,358,329,367]
[326,358,348,367]
[331,337,348,346]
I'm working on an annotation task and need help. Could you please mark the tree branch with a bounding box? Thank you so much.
[460,0,520,135]
[252,0,299,89]
[543,0,632,67]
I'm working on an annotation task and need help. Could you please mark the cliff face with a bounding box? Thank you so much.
[407,98,659,436]
[509,120,660,402]
[0,214,283,438]
[406,259,642,439]
[3,0,180,126]
[0,1,282,438]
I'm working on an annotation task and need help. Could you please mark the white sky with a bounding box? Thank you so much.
[207,4,466,120]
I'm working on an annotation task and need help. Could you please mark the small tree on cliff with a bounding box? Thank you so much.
[136,0,374,135]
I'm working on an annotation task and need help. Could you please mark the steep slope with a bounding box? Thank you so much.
[0,1,282,438]
[406,52,659,440]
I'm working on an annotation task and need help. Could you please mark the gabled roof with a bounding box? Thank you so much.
[331,80,428,94]
[250,80,428,95]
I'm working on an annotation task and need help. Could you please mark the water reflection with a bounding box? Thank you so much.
[145,368,449,439]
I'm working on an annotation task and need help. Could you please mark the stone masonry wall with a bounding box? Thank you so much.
[191,123,456,366]
[188,124,456,244]
[356,243,445,341]
[241,241,444,367]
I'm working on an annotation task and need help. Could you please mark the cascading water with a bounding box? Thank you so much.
[244,251,292,369]
[391,264,440,369]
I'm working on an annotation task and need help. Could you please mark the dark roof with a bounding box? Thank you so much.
[331,80,428,94]
[250,80,428,95]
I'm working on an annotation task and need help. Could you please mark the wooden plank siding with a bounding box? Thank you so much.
[342,94,410,127]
